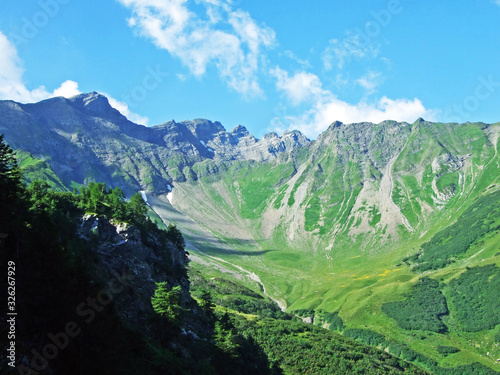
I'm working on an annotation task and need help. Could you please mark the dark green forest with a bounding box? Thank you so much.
[341,328,497,375]
[233,318,425,375]
[448,265,500,332]
[382,278,449,333]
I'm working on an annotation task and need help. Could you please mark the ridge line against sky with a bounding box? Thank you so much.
[1,0,500,138]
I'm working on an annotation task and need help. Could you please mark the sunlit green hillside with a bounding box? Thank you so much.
[151,120,500,372]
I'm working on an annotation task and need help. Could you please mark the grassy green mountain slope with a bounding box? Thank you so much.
[16,150,69,191]
[154,119,500,372]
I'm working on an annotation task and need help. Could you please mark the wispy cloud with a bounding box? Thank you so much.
[356,71,383,94]
[271,66,437,138]
[0,31,148,125]
[283,50,310,68]
[118,0,276,97]
[322,33,379,70]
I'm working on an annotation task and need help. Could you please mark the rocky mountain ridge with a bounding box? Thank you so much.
[0,92,309,194]
[2,92,499,252]
[2,92,499,261]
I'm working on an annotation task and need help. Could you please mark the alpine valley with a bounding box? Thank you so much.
[1,92,499,374]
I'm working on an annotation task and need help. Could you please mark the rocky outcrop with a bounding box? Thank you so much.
[77,215,190,330]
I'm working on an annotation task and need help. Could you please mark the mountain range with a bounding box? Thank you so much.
[0,92,308,195]
[1,92,499,372]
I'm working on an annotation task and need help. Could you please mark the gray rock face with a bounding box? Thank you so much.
[78,215,190,330]
[0,92,310,194]
[313,120,412,170]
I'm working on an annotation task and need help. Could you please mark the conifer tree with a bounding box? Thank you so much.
[200,290,216,321]
[0,134,23,235]
[167,223,186,249]
[151,282,183,324]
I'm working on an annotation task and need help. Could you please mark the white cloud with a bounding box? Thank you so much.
[271,66,437,138]
[322,33,379,70]
[283,50,310,67]
[356,71,383,94]
[0,31,148,125]
[0,32,24,86]
[279,95,438,138]
[0,31,77,102]
[270,67,326,106]
[117,0,275,97]
[52,80,81,98]
[106,95,149,125]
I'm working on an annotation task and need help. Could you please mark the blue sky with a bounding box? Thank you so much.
[1,0,500,138]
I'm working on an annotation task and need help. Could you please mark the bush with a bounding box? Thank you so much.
[343,328,390,347]
[321,311,345,331]
[382,278,449,333]
[447,265,500,331]
[436,345,460,355]
[232,318,423,374]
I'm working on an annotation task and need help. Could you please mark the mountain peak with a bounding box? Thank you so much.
[183,119,226,139]
[263,131,279,139]
[231,124,250,137]
[70,91,111,110]
[282,130,310,143]
[328,120,344,130]
[67,92,126,122]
